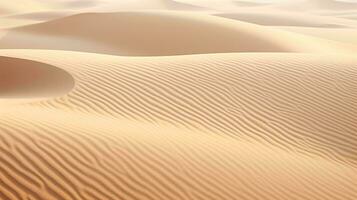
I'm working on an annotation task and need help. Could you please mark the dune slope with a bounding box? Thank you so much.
[0,12,297,55]
[274,0,357,11]
[309,0,357,10]
[0,49,356,200]
[215,12,345,27]
[0,56,74,98]
[2,11,356,56]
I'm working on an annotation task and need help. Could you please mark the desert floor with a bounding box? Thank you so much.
[0,0,357,200]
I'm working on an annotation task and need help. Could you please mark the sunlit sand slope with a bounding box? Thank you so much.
[278,27,357,46]
[0,49,356,200]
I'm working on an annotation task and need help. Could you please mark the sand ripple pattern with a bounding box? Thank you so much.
[0,50,356,199]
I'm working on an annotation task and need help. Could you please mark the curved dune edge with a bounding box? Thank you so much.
[5,11,73,21]
[0,56,74,99]
[1,12,297,55]
[1,11,356,56]
[87,0,206,11]
[274,0,357,11]
[0,49,356,199]
[214,12,346,28]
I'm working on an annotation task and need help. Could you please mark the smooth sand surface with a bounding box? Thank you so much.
[5,11,73,21]
[1,11,357,55]
[0,56,74,98]
[0,1,357,200]
[270,0,357,11]
[276,26,357,45]
[0,12,321,55]
[214,11,347,27]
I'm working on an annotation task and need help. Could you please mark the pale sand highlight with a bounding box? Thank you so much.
[0,0,357,200]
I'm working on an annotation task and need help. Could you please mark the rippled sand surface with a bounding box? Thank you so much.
[0,1,357,199]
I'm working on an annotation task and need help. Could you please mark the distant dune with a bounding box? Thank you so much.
[278,27,357,45]
[234,0,270,7]
[309,0,357,10]
[5,11,72,21]
[87,0,205,12]
[1,11,356,56]
[0,12,299,55]
[215,12,345,27]
[57,0,99,9]
[275,0,357,11]
[159,0,205,10]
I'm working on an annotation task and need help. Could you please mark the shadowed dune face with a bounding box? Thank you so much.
[0,56,74,98]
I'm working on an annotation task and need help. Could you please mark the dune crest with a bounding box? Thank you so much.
[215,12,345,27]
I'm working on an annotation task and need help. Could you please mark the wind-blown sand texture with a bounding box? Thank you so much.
[0,1,357,200]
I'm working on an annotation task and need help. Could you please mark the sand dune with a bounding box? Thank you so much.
[0,56,74,98]
[274,0,357,11]
[56,0,100,9]
[309,0,357,10]
[1,11,357,56]
[0,8,10,15]
[2,11,299,55]
[88,0,206,12]
[279,27,357,45]
[158,0,205,10]
[344,15,357,20]
[234,1,270,7]
[215,12,345,27]
[171,0,250,11]
[5,11,73,21]
[0,49,357,200]
[1,1,357,200]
